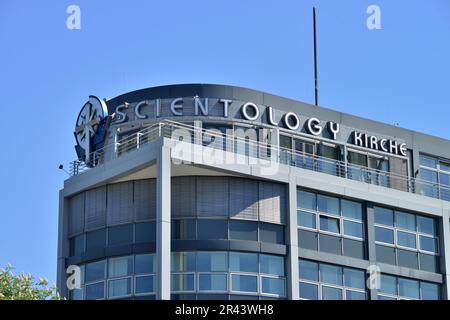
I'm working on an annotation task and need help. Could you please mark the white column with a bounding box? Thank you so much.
[156,143,171,300]
[440,210,450,300]
[287,178,299,299]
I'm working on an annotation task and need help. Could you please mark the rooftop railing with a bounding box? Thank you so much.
[69,120,450,202]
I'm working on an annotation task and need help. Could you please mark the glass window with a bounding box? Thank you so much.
[86,229,106,251]
[397,231,417,249]
[375,227,394,244]
[395,211,416,231]
[320,264,342,286]
[417,216,435,235]
[341,200,362,220]
[229,252,258,273]
[231,274,257,293]
[398,278,420,299]
[441,162,450,172]
[343,220,363,238]
[299,260,319,281]
[259,223,284,244]
[260,255,284,276]
[419,236,437,253]
[135,275,154,294]
[319,216,340,233]
[199,274,227,291]
[171,274,195,292]
[197,252,228,272]
[379,275,397,295]
[374,207,394,226]
[298,191,316,211]
[172,220,196,240]
[69,288,83,300]
[70,234,85,256]
[322,286,343,300]
[108,278,131,298]
[135,254,154,274]
[420,155,437,168]
[298,211,316,229]
[85,282,104,300]
[229,220,258,241]
[346,290,366,300]
[135,222,156,243]
[317,195,340,216]
[262,277,285,296]
[421,282,439,300]
[299,282,318,300]
[108,224,133,246]
[171,252,196,272]
[344,268,365,290]
[197,219,228,240]
[109,256,133,278]
[85,260,106,283]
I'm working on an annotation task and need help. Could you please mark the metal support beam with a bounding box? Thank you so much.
[287,178,299,299]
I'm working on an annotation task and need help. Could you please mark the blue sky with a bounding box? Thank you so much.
[0,0,449,286]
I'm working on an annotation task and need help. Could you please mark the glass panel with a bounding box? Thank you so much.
[171,274,195,292]
[69,288,83,300]
[259,223,284,244]
[135,275,154,294]
[341,200,362,220]
[378,295,397,300]
[397,231,417,249]
[171,252,196,272]
[375,227,394,244]
[420,155,437,168]
[439,173,450,201]
[85,229,106,251]
[320,264,343,286]
[398,278,420,299]
[298,211,316,229]
[229,220,258,241]
[229,252,258,273]
[260,254,285,276]
[262,277,285,296]
[344,268,365,289]
[197,252,228,272]
[231,274,257,293]
[109,256,133,278]
[322,286,343,300]
[368,157,389,186]
[171,220,196,240]
[419,236,437,253]
[297,191,316,211]
[317,195,340,216]
[108,224,133,246]
[199,274,227,291]
[319,216,340,233]
[299,260,319,281]
[417,216,435,235]
[299,282,318,300]
[421,282,439,300]
[135,222,156,243]
[85,260,106,283]
[346,290,367,300]
[85,282,104,300]
[108,278,131,298]
[70,234,85,256]
[419,169,439,198]
[395,211,416,231]
[343,220,363,238]
[379,275,397,295]
[135,254,154,274]
[197,219,228,240]
[347,151,368,182]
[374,207,394,226]
[441,162,450,172]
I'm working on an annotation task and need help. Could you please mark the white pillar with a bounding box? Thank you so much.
[287,178,299,299]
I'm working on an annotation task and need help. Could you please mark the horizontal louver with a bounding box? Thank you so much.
[258,181,286,224]
[84,186,107,230]
[107,182,133,226]
[68,192,85,236]
[197,177,229,217]
[134,179,156,221]
[171,177,196,218]
[229,178,258,221]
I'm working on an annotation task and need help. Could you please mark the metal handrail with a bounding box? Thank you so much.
[68,120,450,202]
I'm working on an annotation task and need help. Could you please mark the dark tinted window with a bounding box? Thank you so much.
[229,220,258,241]
[86,229,106,251]
[197,220,228,240]
[259,223,284,244]
[135,222,156,243]
[108,224,133,246]
[172,220,196,240]
[70,234,85,256]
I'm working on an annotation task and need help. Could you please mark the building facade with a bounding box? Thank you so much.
[58,84,450,300]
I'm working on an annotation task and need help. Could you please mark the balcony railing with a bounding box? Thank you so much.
[68,120,450,202]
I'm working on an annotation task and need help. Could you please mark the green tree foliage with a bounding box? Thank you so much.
[0,264,61,300]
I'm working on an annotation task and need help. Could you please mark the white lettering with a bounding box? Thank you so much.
[307,118,322,135]
[241,102,259,121]
[171,98,183,116]
[283,112,300,130]
[327,122,340,140]
[219,99,232,117]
